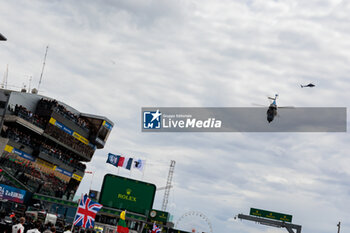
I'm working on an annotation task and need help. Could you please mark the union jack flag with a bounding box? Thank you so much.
[152,222,161,233]
[73,194,103,228]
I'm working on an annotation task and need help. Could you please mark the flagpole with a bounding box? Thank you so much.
[129,158,132,177]
[89,171,95,192]
[142,160,146,180]
[71,195,82,232]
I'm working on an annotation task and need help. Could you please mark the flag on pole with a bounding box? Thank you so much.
[152,222,161,233]
[117,156,125,167]
[73,194,103,228]
[106,153,120,167]
[107,153,133,170]
[117,210,129,233]
[122,157,133,170]
[133,159,145,172]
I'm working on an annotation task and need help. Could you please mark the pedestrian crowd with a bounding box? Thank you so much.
[0,215,73,233]
[0,214,99,233]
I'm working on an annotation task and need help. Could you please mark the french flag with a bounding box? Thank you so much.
[117,156,133,170]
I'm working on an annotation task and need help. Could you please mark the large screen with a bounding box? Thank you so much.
[99,174,156,215]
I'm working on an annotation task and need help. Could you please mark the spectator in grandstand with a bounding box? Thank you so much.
[8,104,47,129]
[45,124,94,158]
[12,217,25,233]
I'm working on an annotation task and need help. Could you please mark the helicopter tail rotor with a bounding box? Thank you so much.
[268,94,278,101]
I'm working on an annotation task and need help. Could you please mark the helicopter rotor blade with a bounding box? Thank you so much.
[278,106,294,109]
[252,103,267,107]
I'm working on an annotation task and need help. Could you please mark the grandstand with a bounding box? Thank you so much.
[0,88,113,216]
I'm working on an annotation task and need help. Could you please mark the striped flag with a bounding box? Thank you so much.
[106,153,133,170]
[152,222,161,233]
[117,156,125,167]
[122,157,133,170]
[73,194,103,228]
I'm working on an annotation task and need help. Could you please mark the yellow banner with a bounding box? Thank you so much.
[4,145,14,153]
[72,173,83,181]
[50,117,90,145]
[49,117,56,125]
[36,158,56,170]
[73,132,89,145]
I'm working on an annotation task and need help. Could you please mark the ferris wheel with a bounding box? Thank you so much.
[175,211,213,233]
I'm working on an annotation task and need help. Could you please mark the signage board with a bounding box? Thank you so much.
[0,184,27,203]
[250,208,292,222]
[99,174,156,215]
[149,209,169,224]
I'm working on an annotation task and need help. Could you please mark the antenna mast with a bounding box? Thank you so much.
[161,160,176,211]
[38,45,49,92]
[1,64,8,89]
[28,76,32,92]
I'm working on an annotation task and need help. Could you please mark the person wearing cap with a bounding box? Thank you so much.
[12,217,25,233]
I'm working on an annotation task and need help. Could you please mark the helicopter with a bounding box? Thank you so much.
[266,94,278,123]
[266,94,296,123]
[254,94,294,123]
[300,83,315,88]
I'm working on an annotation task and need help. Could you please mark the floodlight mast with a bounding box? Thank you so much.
[237,214,302,233]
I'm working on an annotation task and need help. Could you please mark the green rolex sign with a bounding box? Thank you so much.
[99,174,156,215]
[249,208,292,223]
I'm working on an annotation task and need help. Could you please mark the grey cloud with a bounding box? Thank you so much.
[2,1,350,233]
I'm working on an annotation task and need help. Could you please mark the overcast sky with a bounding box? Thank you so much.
[1,1,350,233]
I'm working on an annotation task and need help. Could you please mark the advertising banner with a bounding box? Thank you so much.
[99,174,156,215]
[0,184,26,203]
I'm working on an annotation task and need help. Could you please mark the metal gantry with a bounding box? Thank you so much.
[237,214,302,233]
[161,160,175,211]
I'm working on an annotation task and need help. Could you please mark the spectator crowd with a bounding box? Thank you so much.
[8,104,47,129]
[0,154,69,198]
[2,126,86,172]
[38,98,90,133]
[45,124,95,158]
